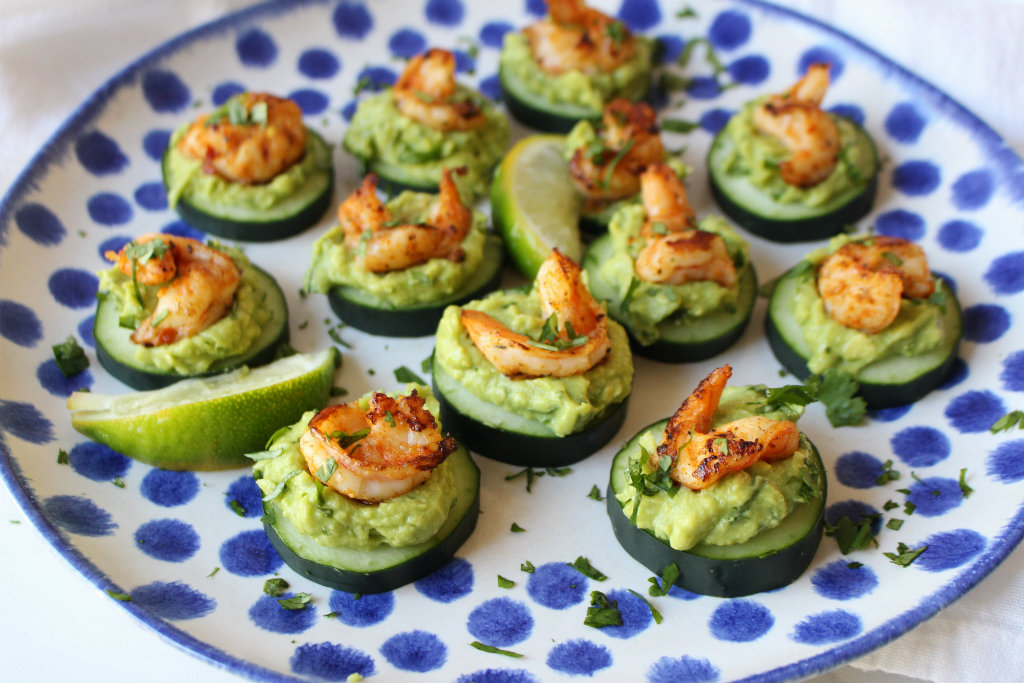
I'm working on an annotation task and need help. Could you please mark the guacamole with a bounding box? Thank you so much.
[304,191,488,306]
[615,386,822,550]
[253,387,458,550]
[434,287,634,436]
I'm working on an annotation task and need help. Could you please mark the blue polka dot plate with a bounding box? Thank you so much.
[2,1,1023,681]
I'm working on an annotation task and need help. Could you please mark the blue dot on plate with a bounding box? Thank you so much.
[708,600,773,642]
[98,235,132,262]
[834,451,885,489]
[236,28,277,67]
[905,476,965,517]
[829,103,864,127]
[951,169,994,211]
[42,495,116,536]
[467,597,534,647]
[141,70,191,113]
[655,35,684,64]
[891,426,950,467]
[161,220,206,240]
[68,441,130,481]
[647,655,719,683]
[212,82,246,105]
[328,590,394,626]
[480,22,513,48]
[140,469,200,507]
[453,49,475,74]
[78,314,95,348]
[727,55,769,85]
[298,48,340,79]
[984,252,1024,295]
[341,100,359,122]
[597,588,652,639]
[224,475,262,516]
[987,439,1024,483]
[884,102,926,143]
[14,203,65,246]
[134,182,167,211]
[143,129,171,162]
[48,269,98,309]
[699,108,734,135]
[333,2,373,39]
[87,192,133,226]
[825,500,882,536]
[356,65,398,91]
[962,304,1010,343]
[250,593,317,634]
[0,300,42,347]
[914,529,986,572]
[892,160,941,196]
[0,400,55,444]
[546,639,612,676]
[686,76,721,100]
[527,561,589,609]
[292,642,376,680]
[708,10,751,50]
[525,0,547,17]
[76,130,129,176]
[1001,351,1024,391]
[380,630,446,672]
[937,220,982,253]
[131,581,215,620]
[791,610,862,644]
[869,404,912,423]
[945,390,1004,433]
[288,89,329,115]
[135,519,200,562]
[874,209,924,240]
[811,560,878,600]
[798,47,844,80]
[388,28,427,58]
[456,669,538,683]
[617,0,661,32]
[479,74,502,101]
[415,556,473,602]
[425,0,464,26]
[219,529,283,576]
[939,357,969,390]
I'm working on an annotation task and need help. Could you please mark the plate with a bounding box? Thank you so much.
[2,1,1023,681]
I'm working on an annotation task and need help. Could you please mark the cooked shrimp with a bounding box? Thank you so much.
[105,234,241,346]
[392,48,485,132]
[651,365,801,491]
[524,0,637,75]
[752,63,840,187]
[177,93,307,184]
[817,236,936,334]
[300,391,457,503]
[461,249,610,378]
[637,163,695,236]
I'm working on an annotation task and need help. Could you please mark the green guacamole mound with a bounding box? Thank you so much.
[615,386,822,550]
[718,97,876,206]
[598,207,750,344]
[791,234,946,375]
[342,87,509,199]
[97,245,272,375]
[253,385,458,551]
[304,191,488,307]
[500,31,654,113]
[435,286,634,437]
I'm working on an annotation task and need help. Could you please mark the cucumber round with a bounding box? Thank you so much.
[706,118,878,243]
[607,419,826,597]
[326,235,505,337]
[583,234,758,362]
[262,446,480,594]
[498,64,603,134]
[94,264,289,390]
[355,157,446,196]
[766,265,963,408]
[164,130,333,242]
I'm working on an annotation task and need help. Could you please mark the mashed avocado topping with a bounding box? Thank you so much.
[304,191,488,306]
[97,245,272,374]
[435,287,633,437]
[253,386,458,550]
[615,386,822,550]
[342,87,508,199]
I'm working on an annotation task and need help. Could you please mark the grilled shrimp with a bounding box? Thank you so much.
[817,236,936,334]
[752,63,840,188]
[524,0,637,75]
[177,93,307,184]
[461,249,610,378]
[106,234,241,346]
[300,390,457,503]
[652,365,801,491]
[392,48,485,132]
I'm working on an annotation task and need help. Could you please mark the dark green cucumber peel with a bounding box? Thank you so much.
[498,65,601,134]
[356,157,444,197]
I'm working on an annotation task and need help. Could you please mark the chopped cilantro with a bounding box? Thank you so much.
[584,590,622,628]
[394,365,426,384]
[627,589,663,624]
[658,72,692,93]
[327,326,351,348]
[620,276,642,311]
[569,556,607,581]
[712,437,729,456]
[263,578,290,597]
[228,499,247,517]
[813,369,867,426]
[329,428,370,449]
[384,410,396,428]
[824,514,878,554]
[587,485,604,501]
[886,518,904,531]
[298,320,309,330]
[57,449,69,465]
[470,641,524,658]
[278,593,312,610]
[648,563,680,597]
[112,476,125,489]
[627,447,677,523]
[497,575,515,589]
[324,611,340,618]
[207,567,220,578]
[262,469,302,501]
[846,561,863,569]
[330,386,349,397]
[510,522,526,533]
[958,468,973,498]
[660,118,700,133]
[546,466,572,477]
[52,336,89,377]
[928,289,948,313]
[875,459,901,485]
[315,458,338,484]
[421,355,433,375]
[676,6,697,18]
[605,19,627,45]
[106,589,132,602]
[883,500,899,511]
[884,542,928,567]
[990,410,1024,433]
[506,466,545,492]
[521,560,535,573]
[600,138,636,189]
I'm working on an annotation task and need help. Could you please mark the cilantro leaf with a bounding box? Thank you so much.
[228,499,247,517]
[647,563,680,597]
[521,560,535,573]
[814,369,867,427]
[263,578,289,597]
[470,641,524,658]
[875,459,901,485]
[569,556,607,581]
[958,468,973,498]
[884,542,928,567]
[587,485,604,501]
[52,336,89,378]
[824,514,879,554]
[660,118,699,133]
[627,588,663,624]
[497,575,515,589]
[584,590,622,628]
[277,592,312,610]
[510,522,526,533]
[394,365,426,384]
[991,410,1024,433]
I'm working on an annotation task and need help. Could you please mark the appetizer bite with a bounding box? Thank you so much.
[95,234,288,389]
[584,163,756,362]
[707,64,878,242]
[253,385,479,593]
[499,0,655,132]
[304,169,503,336]
[432,249,633,466]
[607,365,826,597]
[163,92,333,241]
[343,48,509,199]
[766,235,962,408]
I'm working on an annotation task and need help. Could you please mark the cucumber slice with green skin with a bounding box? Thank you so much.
[706,119,878,243]
[607,419,826,597]
[94,265,290,390]
[431,351,629,466]
[498,65,603,134]
[583,235,758,362]
[164,130,333,242]
[262,446,480,594]
[766,265,963,408]
[325,235,505,337]
[353,156,445,196]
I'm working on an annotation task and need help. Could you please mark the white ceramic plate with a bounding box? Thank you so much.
[2,1,1023,681]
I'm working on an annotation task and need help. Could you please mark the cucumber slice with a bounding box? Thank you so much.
[263,446,480,593]
[607,418,826,597]
[707,119,878,243]
[498,64,602,134]
[583,235,758,362]
[164,130,333,242]
[326,235,505,337]
[766,265,962,408]
[94,265,289,390]
[357,157,446,196]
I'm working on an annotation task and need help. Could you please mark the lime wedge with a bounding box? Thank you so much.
[67,348,339,470]
[491,134,583,279]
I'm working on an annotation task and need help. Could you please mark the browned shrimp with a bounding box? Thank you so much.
[392,48,485,132]
[524,0,637,75]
